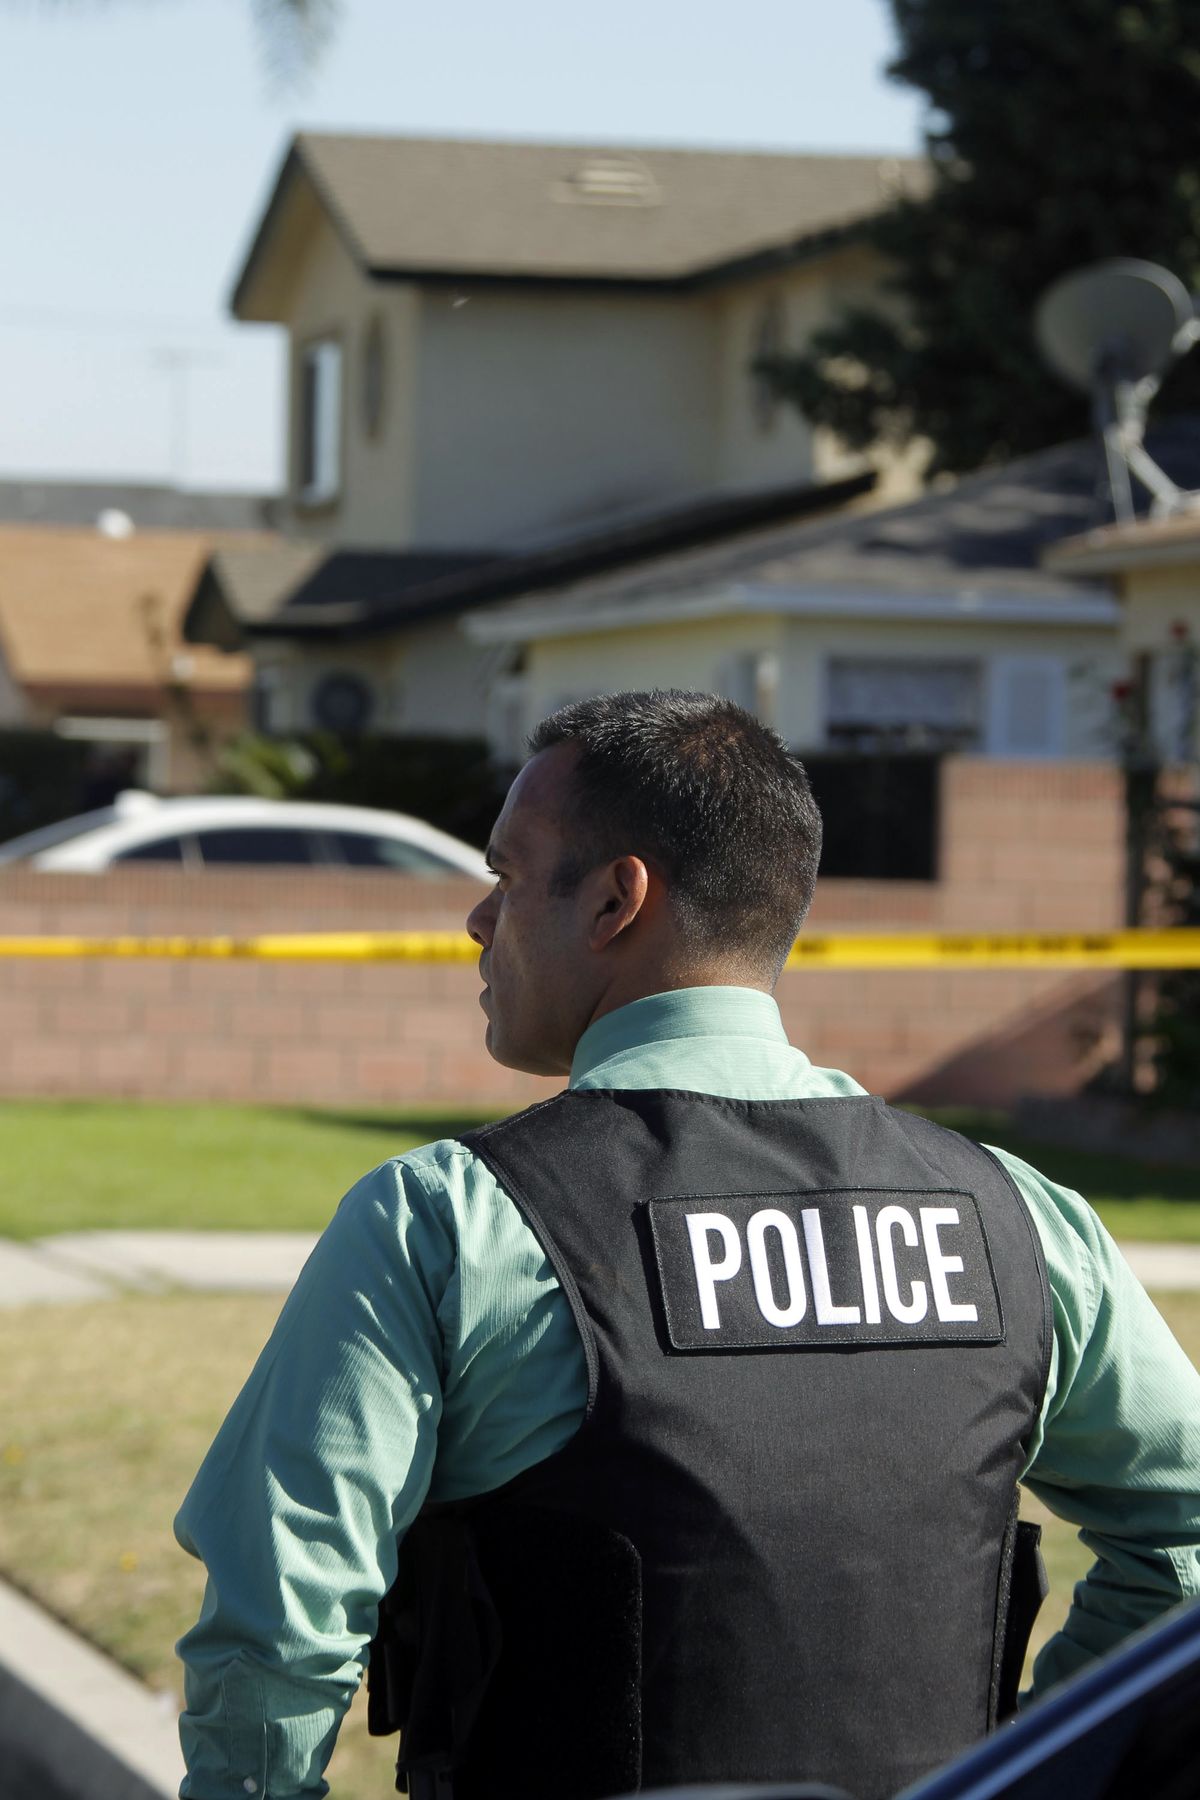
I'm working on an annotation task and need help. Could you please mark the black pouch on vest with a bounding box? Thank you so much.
[990,1501,1049,1724]
[369,1503,643,1800]
[367,1512,503,1796]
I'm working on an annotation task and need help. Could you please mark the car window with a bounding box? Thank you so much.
[331,830,460,876]
[194,827,319,866]
[113,836,186,864]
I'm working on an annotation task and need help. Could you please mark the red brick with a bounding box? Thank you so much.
[175,959,264,999]
[142,1000,227,1037]
[51,996,134,1036]
[7,957,97,994]
[12,1040,84,1089]
[263,1045,349,1094]
[0,998,47,1038]
[228,1000,308,1041]
[175,1045,259,1096]
[309,1003,392,1043]
[84,1039,162,1095]
[95,959,177,998]
[353,1050,442,1102]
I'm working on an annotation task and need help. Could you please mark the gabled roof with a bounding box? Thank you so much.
[463,425,1200,645]
[0,526,256,695]
[234,132,925,317]
[183,472,877,648]
[185,546,501,648]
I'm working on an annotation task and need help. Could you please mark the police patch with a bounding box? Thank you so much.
[646,1188,1003,1351]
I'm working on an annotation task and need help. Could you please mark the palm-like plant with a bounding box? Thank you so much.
[248,0,341,80]
[16,0,341,82]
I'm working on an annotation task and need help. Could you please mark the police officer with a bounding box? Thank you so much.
[176,691,1200,1800]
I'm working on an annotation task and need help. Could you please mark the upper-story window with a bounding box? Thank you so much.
[298,337,343,505]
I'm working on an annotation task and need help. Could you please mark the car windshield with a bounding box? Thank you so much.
[0,806,121,863]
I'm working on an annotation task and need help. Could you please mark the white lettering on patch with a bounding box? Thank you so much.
[746,1208,808,1327]
[685,1212,742,1329]
[921,1206,980,1323]
[667,1192,998,1348]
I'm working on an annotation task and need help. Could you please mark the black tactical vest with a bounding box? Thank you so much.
[368,1089,1051,1800]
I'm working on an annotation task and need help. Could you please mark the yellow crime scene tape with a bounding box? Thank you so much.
[0,929,1198,968]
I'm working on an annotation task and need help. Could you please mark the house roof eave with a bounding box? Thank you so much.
[230,139,372,324]
[182,560,252,652]
[1044,515,1200,577]
[463,581,1121,646]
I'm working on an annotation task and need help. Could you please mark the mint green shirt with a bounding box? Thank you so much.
[175,988,1200,1799]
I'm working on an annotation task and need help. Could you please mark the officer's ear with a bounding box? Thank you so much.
[587,854,651,951]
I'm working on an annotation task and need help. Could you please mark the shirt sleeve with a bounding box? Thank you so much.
[174,1154,456,1800]
[173,1142,587,1800]
[990,1145,1200,1695]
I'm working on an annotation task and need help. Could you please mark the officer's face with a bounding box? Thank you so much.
[466,746,610,1076]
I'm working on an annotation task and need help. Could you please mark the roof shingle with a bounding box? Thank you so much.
[235,132,926,311]
[0,527,256,693]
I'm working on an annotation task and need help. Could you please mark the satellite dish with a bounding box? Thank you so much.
[1034,258,1200,523]
[1035,258,1196,393]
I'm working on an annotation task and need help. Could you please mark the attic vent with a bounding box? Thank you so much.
[552,158,661,207]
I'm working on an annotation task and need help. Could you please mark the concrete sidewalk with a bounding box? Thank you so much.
[0,1231,317,1306]
[3,1229,1200,1306]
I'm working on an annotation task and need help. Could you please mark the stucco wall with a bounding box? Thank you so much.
[412,287,723,547]
[271,221,915,556]
[712,244,897,493]
[519,612,1121,755]
[0,760,1125,1112]
[1117,562,1200,760]
[253,620,495,739]
[1118,564,1200,653]
[278,214,421,549]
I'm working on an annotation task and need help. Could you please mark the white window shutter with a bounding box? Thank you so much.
[986,655,1067,757]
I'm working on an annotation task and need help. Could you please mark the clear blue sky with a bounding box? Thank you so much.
[0,0,924,492]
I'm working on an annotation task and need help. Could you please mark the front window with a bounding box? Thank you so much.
[826,657,982,752]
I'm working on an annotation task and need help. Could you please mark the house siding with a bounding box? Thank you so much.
[411,286,723,547]
[280,214,421,548]
[519,612,1120,756]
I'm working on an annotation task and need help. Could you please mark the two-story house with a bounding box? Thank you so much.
[186,132,928,737]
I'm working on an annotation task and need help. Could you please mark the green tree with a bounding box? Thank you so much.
[765,0,1200,475]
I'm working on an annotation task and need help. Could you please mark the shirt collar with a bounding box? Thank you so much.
[569,986,787,1087]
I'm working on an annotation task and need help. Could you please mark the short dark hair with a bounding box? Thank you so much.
[527,690,822,976]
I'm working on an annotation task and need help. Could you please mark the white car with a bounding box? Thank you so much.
[0,792,492,879]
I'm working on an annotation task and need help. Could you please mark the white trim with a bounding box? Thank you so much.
[55,716,170,791]
[298,339,343,505]
[464,582,1120,645]
[55,717,167,745]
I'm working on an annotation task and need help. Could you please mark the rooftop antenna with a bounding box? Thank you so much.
[1034,257,1200,524]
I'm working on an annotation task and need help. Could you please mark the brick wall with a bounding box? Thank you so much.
[0,759,1127,1110]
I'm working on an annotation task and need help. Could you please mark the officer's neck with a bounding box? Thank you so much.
[584,964,774,1034]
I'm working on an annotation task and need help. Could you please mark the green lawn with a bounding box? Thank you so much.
[925,1109,1200,1241]
[1,1098,1197,1241]
[0,1100,498,1239]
